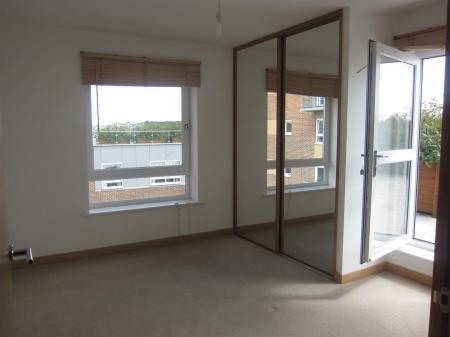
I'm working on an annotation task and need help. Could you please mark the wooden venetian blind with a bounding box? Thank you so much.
[393,25,446,51]
[80,51,201,87]
[266,69,339,98]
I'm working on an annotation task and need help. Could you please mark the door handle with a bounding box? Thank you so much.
[373,150,388,177]
[8,244,34,265]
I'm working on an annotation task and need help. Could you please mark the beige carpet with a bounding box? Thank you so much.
[13,235,430,337]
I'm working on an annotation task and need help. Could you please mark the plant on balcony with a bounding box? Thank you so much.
[420,99,442,166]
[418,98,443,217]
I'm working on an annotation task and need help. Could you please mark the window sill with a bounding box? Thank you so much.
[264,184,335,197]
[87,199,202,216]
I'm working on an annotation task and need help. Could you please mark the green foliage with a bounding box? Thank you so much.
[377,112,411,151]
[420,99,443,166]
[94,121,182,144]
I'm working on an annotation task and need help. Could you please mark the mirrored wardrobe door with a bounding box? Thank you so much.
[235,38,278,250]
[281,21,340,274]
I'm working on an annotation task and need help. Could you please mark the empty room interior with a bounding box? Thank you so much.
[0,0,449,336]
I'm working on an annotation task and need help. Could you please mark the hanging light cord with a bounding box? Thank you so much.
[216,0,223,37]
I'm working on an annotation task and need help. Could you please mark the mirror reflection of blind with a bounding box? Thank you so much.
[265,69,338,98]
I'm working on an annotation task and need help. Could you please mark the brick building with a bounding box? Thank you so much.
[89,143,185,204]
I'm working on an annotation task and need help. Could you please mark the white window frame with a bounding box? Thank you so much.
[150,160,182,167]
[316,97,325,107]
[150,176,185,186]
[315,118,324,144]
[267,98,331,191]
[100,162,124,191]
[87,86,191,208]
[149,161,166,167]
[314,166,325,183]
[284,167,292,177]
[285,120,293,135]
[101,180,124,190]
[302,96,326,111]
[101,162,123,170]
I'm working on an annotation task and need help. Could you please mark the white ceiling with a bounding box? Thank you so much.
[0,0,438,46]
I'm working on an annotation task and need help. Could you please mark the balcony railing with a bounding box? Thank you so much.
[302,96,325,110]
[93,130,182,145]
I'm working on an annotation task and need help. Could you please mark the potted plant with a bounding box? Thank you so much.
[418,99,442,218]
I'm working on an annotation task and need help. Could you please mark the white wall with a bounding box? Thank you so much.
[0,23,233,257]
[389,0,447,36]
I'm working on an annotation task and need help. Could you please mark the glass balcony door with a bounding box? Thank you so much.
[362,41,421,262]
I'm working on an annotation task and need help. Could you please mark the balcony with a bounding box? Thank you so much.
[301,96,325,111]
[93,130,182,145]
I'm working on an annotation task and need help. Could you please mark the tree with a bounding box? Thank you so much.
[94,121,182,144]
[420,99,442,166]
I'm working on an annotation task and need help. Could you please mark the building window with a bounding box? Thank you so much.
[150,160,182,167]
[150,176,184,186]
[315,166,325,183]
[101,180,124,190]
[285,120,293,135]
[284,168,292,177]
[316,97,325,107]
[301,96,326,110]
[102,163,123,170]
[316,118,324,144]
[100,163,124,190]
[88,86,190,207]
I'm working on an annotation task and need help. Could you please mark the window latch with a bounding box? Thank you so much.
[433,287,450,314]
[184,122,190,131]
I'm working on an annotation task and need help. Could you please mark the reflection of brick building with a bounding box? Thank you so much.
[267,92,324,188]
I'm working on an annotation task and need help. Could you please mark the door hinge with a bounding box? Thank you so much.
[433,287,449,314]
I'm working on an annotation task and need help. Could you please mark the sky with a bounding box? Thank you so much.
[422,56,445,104]
[91,86,182,127]
[378,55,444,122]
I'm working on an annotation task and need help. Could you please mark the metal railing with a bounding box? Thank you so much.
[93,130,182,145]
[302,96,325,109]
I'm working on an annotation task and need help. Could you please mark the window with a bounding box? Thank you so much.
[285,120,293,135]
[316,97,325,107]
[315,166,325,183]
[101,180,124,190]
[414,55,445,244]
[100,163,123,191]
[150,160,182,167]
[101,163,122,170]
[316,118,324,144]
[150,176,184,186]
[301,96,326,110]
[149,161,166,167]
[284,168,292,177]
[88,86,190,207]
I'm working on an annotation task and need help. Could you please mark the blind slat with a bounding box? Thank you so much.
[81,52,201,87]
[266,69,338,97]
